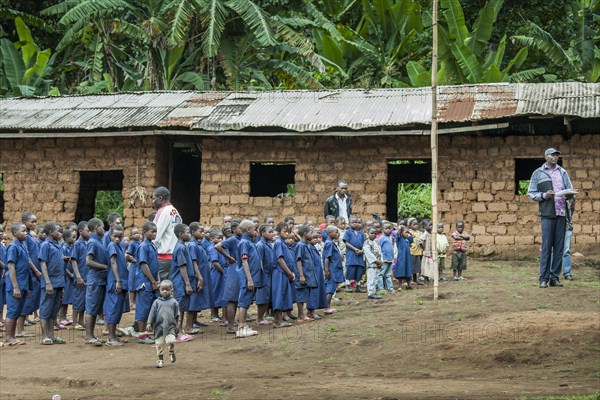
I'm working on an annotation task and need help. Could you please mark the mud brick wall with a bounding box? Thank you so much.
[0,136,163,229]
[200,134,599,255]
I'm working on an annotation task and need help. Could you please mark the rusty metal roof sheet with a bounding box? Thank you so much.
[0,83,597,133]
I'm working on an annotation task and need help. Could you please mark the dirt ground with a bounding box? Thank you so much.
[1,255,599,400]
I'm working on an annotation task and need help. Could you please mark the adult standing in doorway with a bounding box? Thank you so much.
[152,187,182,281]
[528,148,574,288]
[323,180,353,224]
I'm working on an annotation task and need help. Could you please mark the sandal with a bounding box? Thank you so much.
[16,332,35,338]
[258,320,272,325]
[84,337,103,347]
[324,308,338,315]
[42,338,54,345]
[53,337,67,344]
[7,339,26,346]
[188,328,202,335]
[273,321,292,328]
[105,339,124,347]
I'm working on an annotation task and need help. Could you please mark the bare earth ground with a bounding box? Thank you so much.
[1,256,599,400]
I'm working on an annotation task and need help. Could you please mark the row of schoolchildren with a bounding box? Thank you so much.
[0,212,471,348]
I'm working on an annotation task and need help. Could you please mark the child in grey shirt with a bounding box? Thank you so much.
[147,280,180,368]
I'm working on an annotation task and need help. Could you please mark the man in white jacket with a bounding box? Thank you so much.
[152,187,182,281]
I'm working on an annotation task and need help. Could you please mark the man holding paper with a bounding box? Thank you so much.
[528,148,575,288]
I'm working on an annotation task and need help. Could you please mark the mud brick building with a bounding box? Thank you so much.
[0,83,598,255]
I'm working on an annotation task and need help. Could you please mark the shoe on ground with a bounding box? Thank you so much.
[440,276,447,281]
[355,287,366,293]
[138,337,155,344]
[458,276,466,280]
[453,277,460,281]
[344,287,353,293]
[549,279,563,287]
[368,294,382,299]
[539,281,548,288]
[236,326,258,338]
[564,275,574,281]
[97,319,105,325]
[156,359,164,368]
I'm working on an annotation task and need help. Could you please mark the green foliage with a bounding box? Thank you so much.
[94,190,124,224]
[517,180,530,195]
[397,183,432,220]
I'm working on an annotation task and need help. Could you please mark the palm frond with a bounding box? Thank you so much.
[509,67,545,82]
[406,60,430,87]
[58,0,133,25]
[466,0,504,55]
[273,20,325,73]
[202,0,228,57]
[226,0,276,47]
[167,0,203,46]
[259,58,324,89]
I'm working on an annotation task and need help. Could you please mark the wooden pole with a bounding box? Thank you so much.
[431,0,440,301]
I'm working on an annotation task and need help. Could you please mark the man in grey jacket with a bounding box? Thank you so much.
[323,180,353,223]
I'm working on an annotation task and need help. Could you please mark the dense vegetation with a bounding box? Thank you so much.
[0,0,598,97]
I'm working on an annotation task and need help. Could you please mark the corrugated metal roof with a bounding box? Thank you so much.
[0,83,597,133]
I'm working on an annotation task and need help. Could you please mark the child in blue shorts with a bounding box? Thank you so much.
[343,216,366,293]
[126,226,141,315]
[170,224,196,342]
[71,221,89,330]
[4,223,31,346]
[188,222,211,330]
[38,222,66,345]
[236,220,263,338]
[295,226,318,322]
[214,220,242,334]
[135,221,159,344]
[105,225,130,346]
[84,218,109,347]
[207,228,227,323]
[308,228,328,319]
[322,225,343,315]
[58,228,76,327]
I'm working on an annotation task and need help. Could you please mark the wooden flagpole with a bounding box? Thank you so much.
[431,0,440,300]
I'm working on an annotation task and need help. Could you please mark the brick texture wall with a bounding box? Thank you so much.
[0,136,164,229]
[199,134,599,255]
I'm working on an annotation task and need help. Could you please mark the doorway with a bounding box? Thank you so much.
[386,160,431,221]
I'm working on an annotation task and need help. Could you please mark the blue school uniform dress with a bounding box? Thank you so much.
[126,240,141,298]
[134,238,159,322]
[38,239,65,320]
[256,239,274,306]
[221,234,242,303]
[236,234,263,309]
[343,228,366,282]
[5,239,31,319]
[22,233,41,316]
[170,241,197,312]
[0,244,6,310]
[201,238,212,252]
[86,233,109,316]
[271,237,294,312]
[61,242,74,307]
[322,237,344,295]
[308,244,328,310]
[188,240,213,311]
[208,242,227,308]
[294,241,317,304]
[71,237,88,312]
[394,236,412,279]
[105,241,130,325]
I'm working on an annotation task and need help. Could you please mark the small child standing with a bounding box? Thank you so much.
[105,225,130,346]
[322,225,343,315]
[343,216,366,293]
[407,218,423,285]
[436,223,449,281]
[135,221,160,344]
[363,228,383,299]
[147,280,180,368]
[126,227,142,311]
[451,221,471,281]
[236,220,263,337]
[418,219,435,283]
[58,228,76,326]
[170,224,196,342]
[377,222,395,292]
[393,225,412,289]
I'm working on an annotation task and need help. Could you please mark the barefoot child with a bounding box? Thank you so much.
[322,225,343,315]
[271,224,295,328]
[4,223,31,346]
[135,221,159,344]
[451,221,471,281]
[147,280,180,368]
[38,222,66,345]
[105,225,130,346]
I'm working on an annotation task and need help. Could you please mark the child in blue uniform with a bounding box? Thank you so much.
[308,228,328,319]
[105,225,130,346]
[295,226,318,322]
[58,229,76,326]
[215,220,242,334]
[377,222,395,292]
[135,221,160,344]
[38,222,66,345]
[322,225,343,315]
[71,221,89,330]
[170,224,196,342]
[0,225,5,328]
[84,218,109,347]
[272,224,295,328]
[126,226,141,313]
[236,220,263,338]
[343,216,366,293]
[4,223,31,346]
[20,212,41,336]
[256,224,275,325]
[208,229,227,322]
[393,225,413,290]
[188,222,211,330]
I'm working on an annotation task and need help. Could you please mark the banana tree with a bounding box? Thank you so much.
[511,0,600,82]
[0,17,58,97]
[408,0,544,86]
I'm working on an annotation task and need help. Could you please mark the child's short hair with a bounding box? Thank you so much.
[148,211,157,221]
[297,225,310,238]
[174,223,188,238]
[258,224,271,235]
[160,279,173,289]
[456,220,465,227]
[421,219,432,228]
[221,226,232,236]
[63,229,75,240]
[264,215,274,223]
[189,222,202,232]
[274,222,287,233]
[239,220,254,232]
[335,216,346,224]
[21,211,34,223]
[43,222,58,236]
[77,221,88,232]
[88,218,103,231]
[65,221,77,231]
[11,222,25,235]
[129,226,139,234]
[283,216,295,224]
[209,228,222,239]
[230,220,241,230]
[111,225,125,234]
[325,225,337,235]
[142,221,157,232]
[107,212,121,225]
